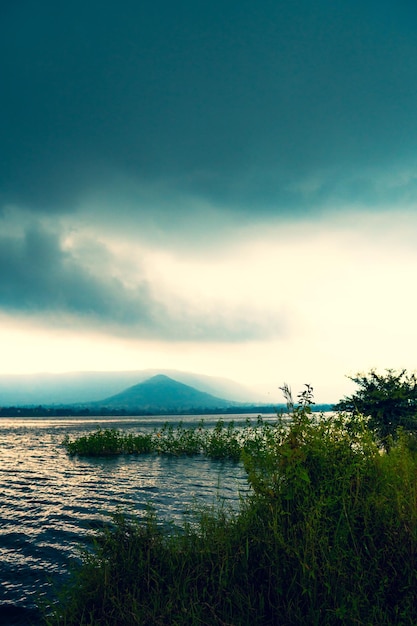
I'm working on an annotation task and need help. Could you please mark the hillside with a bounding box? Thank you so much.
[98,374,240,412]
[0,369,264,405]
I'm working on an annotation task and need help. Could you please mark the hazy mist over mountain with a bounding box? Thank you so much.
[0,369,266,406]
[98,374,240,412]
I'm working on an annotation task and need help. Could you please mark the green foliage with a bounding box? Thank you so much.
[47,386,417,625]
[62,418,277,462]
[201,419,243,461]
[334,368,417,448]
[62,429,154,456]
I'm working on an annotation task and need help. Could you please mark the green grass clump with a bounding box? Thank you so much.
[61,417,273,461]
[48,394,417,625]
[62,429,154,456]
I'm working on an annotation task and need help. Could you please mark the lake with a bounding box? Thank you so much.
[0,414,263,625]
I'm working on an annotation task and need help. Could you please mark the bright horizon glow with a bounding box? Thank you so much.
[1,210,416,403]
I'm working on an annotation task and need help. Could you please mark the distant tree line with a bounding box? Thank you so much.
[0,406,95,417]
[0,403,333,418]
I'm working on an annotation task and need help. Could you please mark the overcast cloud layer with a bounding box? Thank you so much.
[1,1,417,399]
[3,0,417,216]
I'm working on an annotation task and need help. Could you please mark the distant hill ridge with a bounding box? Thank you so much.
[0,371,333,415]
[0,369,264,405]
[99,374,239,412]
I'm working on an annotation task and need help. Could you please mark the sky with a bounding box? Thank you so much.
[1,0,417,402]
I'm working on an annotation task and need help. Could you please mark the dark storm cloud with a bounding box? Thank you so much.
[0,223,285,341]
[2,0,417,217]
[0,224,151,322]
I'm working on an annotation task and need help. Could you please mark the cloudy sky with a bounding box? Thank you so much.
[1,0,417,402]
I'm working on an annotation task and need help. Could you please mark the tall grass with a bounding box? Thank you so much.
[61,416,274,462]
[47,394,417,625]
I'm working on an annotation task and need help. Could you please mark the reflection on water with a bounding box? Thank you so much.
[0,415,256,624]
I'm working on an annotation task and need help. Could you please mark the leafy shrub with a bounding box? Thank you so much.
[335,368,417,448]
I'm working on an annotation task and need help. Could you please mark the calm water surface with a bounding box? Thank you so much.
[0,415,256,625]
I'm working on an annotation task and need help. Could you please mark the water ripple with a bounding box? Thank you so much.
[0,415,251,624]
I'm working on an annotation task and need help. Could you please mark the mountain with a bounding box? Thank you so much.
[97,374,240,412]
[0,369,264,405]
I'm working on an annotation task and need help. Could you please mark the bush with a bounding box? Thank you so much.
[334,368,417,449]
[48,387,417,625]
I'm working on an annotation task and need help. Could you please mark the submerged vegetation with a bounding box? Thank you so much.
[47,380,417,625]
[62,417,275,461]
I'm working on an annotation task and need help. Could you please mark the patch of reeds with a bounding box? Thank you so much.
[48,402,417,625]
[61,416,274,461]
